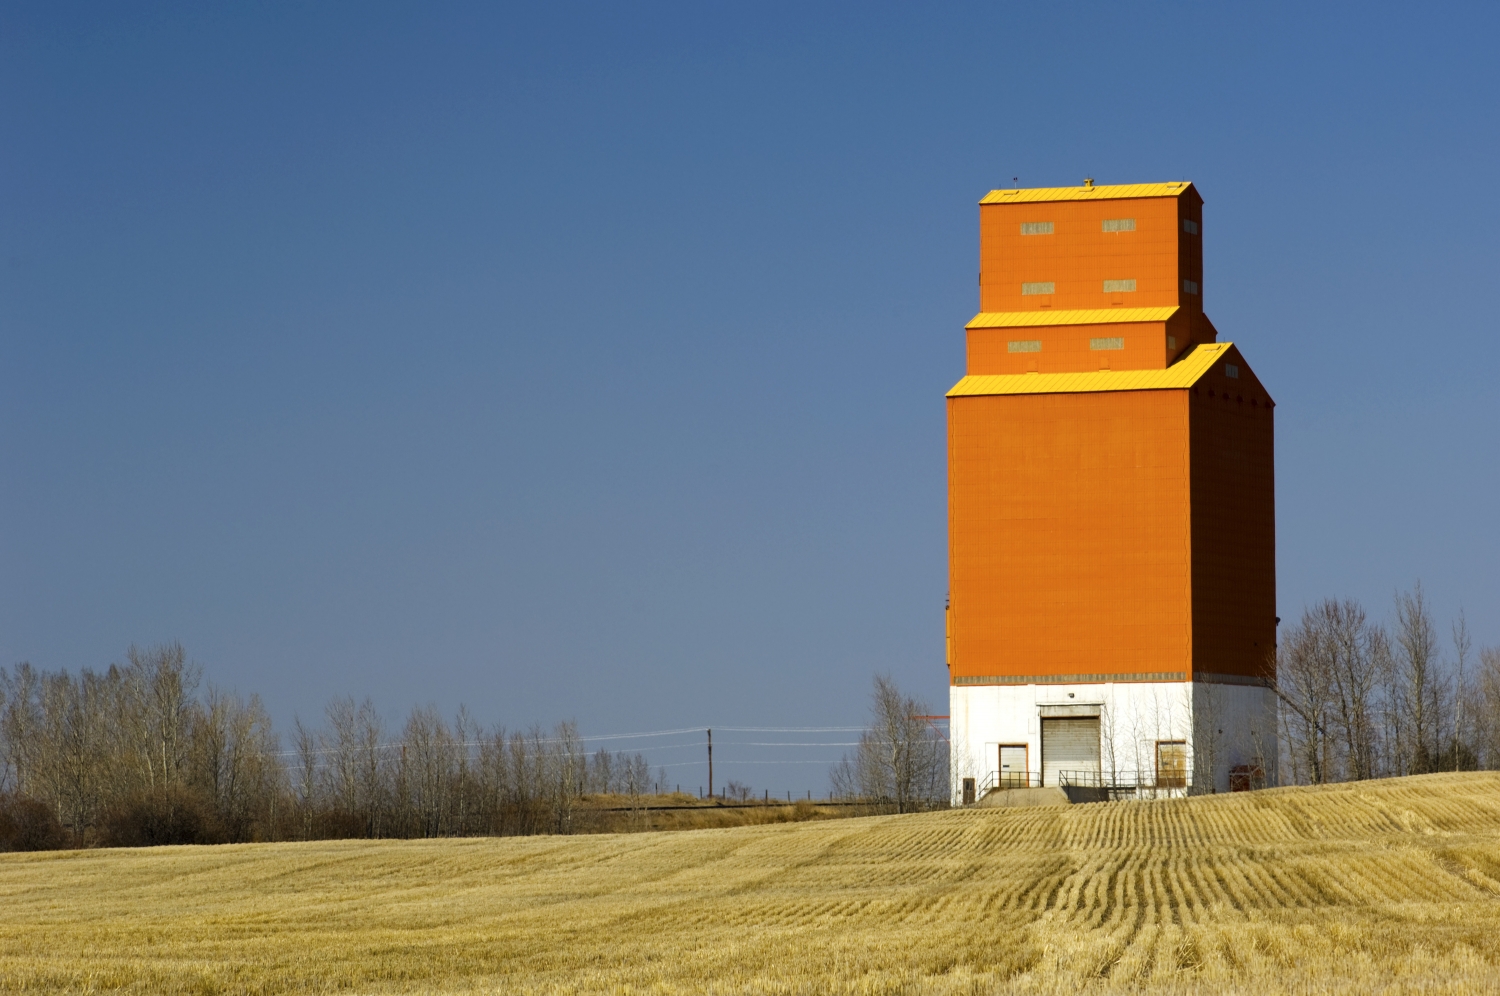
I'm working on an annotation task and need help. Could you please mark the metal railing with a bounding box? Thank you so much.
[975,770,1044,797]
[1059,767,1196,800]
[970,767,1197,804]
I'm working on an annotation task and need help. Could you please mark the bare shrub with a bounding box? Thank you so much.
[100,786,221,848]
[0,794,67,851]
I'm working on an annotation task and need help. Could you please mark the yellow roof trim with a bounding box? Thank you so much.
[981,182,1195,205]
[966,307,1179,329]
[946,343,1231,398]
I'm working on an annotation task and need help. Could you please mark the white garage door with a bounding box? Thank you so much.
[1042,717,1100,787]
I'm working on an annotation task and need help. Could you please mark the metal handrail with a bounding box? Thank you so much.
[970,766,1199,805]
[1058,767,1195,791]
[975,770,1044,797]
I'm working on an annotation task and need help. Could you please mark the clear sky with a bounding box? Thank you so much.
[3,3,1497,793]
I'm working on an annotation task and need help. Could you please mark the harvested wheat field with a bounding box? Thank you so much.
[4,773,1500,995]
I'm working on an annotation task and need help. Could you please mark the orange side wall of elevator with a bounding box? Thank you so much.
[946,375,1276,682]
[947,389,1194,678]
[1188,359,1277,679]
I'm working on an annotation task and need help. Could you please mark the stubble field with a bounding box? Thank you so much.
[3,772,1500,995]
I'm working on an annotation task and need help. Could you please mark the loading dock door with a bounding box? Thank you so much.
[1041,718,1100,787]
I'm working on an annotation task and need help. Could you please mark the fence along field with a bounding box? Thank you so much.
[2,771,1499,995]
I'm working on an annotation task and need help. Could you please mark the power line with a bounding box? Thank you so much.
[268,725,871,758]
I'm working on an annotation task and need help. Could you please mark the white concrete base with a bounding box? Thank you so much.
[950,679,1278,804]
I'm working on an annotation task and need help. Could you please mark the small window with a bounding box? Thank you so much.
[1102,279,1136,293]
[1225,364,1239,379]
[1183,280,1199,295]
[1021,282,1055,295]
[1090,337,1124,351]
[1101,218,1135,232]
[1167,336,1177,350]
[1020,222,1054,235]
[1008,340,1042,353]
[1182,219,1198,235]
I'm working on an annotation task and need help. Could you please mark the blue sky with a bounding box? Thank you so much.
[3,3,1496,792]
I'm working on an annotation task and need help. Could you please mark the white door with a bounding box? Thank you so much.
[1041,718,1100,787]
[998,744,1028,788]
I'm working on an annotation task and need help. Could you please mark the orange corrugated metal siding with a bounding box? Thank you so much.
[947,389,1194,679]
[967,320,1171,375]
[965,310,1205,375]
[1188,345,1277,679]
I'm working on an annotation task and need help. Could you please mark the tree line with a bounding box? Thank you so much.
[0,644,665,849]
[1277,584,1500,784]
[3,581,1494,847]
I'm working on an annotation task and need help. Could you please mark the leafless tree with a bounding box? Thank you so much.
[1190,684,1225,795]
[1392,584,1442,774]
[397,705,452,838]
[1478,647,1500,769]
[831,674,947,812]
[1452,611,1473,771]
[119,644,200,795]
[292,716,320,836]
[188,687,281,841]
[1316,600,1385,781]
[1277,615,1334,784]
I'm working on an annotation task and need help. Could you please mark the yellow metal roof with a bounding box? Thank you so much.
[980,182,1195,205]
[946,343,1231,398]
[966,307,1179,329]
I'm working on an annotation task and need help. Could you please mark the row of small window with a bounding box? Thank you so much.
[1014,220,1200,235]
[1017,280,1199,295]
[1018,219,1199,235]
[1008,338,1126,353]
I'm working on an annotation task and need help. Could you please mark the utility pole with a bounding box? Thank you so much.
[707,729,713,799]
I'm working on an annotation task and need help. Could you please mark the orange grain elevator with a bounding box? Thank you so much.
[946,180,1277,801]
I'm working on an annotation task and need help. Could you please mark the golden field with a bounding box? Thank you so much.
[3,773,1500,995]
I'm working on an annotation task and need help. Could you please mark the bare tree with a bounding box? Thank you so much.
[1393,584,1441,774]
[397,704,457,838]
[0,665,43,798]
[543,722,585,833]
[1452,611,1473,771]
[832,674,947,812]
[120,644,200,795]
[1319,600,1385,781]
[1276,614,1334,784]
[189,688,281,841]
[323,697,388,836]
[292,716,320,836]
[1478,647,1500,770]
[1190,684,1225,795]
